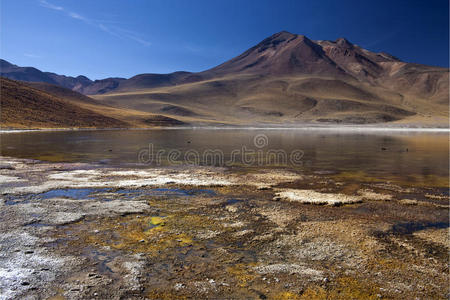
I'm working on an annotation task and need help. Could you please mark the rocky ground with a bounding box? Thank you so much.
[0,156,448,299]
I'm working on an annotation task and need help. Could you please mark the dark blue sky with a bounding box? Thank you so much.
[1,0,448,79]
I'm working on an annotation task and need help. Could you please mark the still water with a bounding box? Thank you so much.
[1,129,448,186]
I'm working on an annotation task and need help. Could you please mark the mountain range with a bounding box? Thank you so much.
[1,31,448,128]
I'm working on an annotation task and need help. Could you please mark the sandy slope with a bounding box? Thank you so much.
[91,73,448,127]
[0,78,184,129]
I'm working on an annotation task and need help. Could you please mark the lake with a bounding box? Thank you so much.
[1,128,449,299]
[1,128,448,187]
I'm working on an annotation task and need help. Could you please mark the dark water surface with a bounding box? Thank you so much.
[1,129,448,186]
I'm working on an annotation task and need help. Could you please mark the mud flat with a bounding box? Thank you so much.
[0,156,448,299]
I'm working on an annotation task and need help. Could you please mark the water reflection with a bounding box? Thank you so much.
[1,129,448,186]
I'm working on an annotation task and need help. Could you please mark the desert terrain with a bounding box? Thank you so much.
[0,156,448,299]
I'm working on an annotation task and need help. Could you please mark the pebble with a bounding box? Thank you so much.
[174,283,186,290]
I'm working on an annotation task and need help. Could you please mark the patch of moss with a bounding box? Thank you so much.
[301,276,380,300]
[150,216,165,226]
[226,263,257,288]
[274,291,302,300]
[147,290,187,300]
[61,211,227,257]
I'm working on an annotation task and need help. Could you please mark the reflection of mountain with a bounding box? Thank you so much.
[1,31,448,127]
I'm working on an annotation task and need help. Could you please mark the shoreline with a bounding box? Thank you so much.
[1,125,449,134]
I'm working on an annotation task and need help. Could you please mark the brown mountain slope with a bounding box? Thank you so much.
[377,62,449,105]
[95,74,441,125]
[0,78,130,128]
[24,81,102,105]
[199,32,448,105]
[0,78,187,129]
[199,31,403,81]
[201,32,351,78]
[73,77,126,95]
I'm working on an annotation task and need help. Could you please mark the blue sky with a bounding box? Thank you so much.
[1,0,448,79]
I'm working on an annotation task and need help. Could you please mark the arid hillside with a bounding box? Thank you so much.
[92,73,447,126]
[0,78,184,129]
[0,78,130,128]
[1,31,448,127]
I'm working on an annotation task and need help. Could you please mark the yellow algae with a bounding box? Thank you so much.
[274,291,302,300]
[174,234,193,245]
[300,286,327,300]
[367,257,408,272]
[301,277,380,300]
[92,215,194,253]
[147,290,187,300]
[226,263,257,288]
[150,216,166,226]
[47,295,66,300]
[163,213,223,233]
[331,277,379,300]
[61,212,225,256]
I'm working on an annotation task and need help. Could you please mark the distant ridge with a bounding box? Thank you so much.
[0,59,201,95]
[1,31,447,97]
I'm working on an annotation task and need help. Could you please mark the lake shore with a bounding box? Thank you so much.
[0,156,448,299]
[1,124,449,134]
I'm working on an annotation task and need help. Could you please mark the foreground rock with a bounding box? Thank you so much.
[0,156,448,299]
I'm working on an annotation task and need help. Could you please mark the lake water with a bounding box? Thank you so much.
[1,129,448,186]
